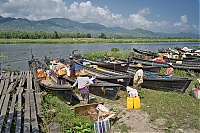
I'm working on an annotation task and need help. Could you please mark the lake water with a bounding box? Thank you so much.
[0,42,199,72]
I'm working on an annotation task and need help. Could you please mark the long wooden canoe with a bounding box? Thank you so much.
[83,59,129,72]
[131,56,200,73]
[127,69,192,93]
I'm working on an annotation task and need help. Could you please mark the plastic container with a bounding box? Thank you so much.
[133,96,141,109]
[126,97,134,109]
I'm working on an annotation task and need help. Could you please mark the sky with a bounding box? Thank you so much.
[0,0,199,34]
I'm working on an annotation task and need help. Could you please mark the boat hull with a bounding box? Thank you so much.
[142,78,192,93]
[89,82,122,100]
[131,56,200,73]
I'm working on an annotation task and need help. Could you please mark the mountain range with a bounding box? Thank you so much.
[0,16,199,38]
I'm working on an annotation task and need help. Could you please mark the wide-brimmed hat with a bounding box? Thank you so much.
[136,63,143,68]
[168,63,173,67]
[78,69,88,76]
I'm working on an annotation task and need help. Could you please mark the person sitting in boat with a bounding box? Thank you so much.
[164,50,171,63]
[152,53,165,62]
[71,69,93,104]
[133,63,144,90]
[143,54,149,60]
[165,63,174,77]
[178,49,183,60]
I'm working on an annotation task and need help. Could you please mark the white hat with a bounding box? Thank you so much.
[136,63,143,68]
[168,63,173,67]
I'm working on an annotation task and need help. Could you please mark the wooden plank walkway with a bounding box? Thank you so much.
[0,70,43,133]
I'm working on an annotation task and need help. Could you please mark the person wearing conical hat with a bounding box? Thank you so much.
[71,69,93,104]
[165,63,174,76]
[133,63,144,90]
[152,53,165,62]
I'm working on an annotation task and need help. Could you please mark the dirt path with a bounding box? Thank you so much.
[89,90,162,133]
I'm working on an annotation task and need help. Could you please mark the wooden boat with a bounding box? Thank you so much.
[35,59,73,104]
[75,61,131,87]
[127,69,192,93]
[133,48,157,57]
[130,56,200,73]
[82,59,129,72]
[118,58,161,73]
[89,80,122,100]
[142,76,191,93]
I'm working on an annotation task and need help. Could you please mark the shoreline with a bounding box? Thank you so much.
[0,38,199,44]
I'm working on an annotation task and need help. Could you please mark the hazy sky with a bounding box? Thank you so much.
[0,0,199,34]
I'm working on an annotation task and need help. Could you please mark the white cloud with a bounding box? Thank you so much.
[138,8,150,15]
[0,0,198,33]
[0,0,67,20]
[129,14,152,27]
[181,15,187,23]
[173,15,189,32]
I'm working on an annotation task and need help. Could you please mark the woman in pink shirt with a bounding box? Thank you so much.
[165,63,174,76]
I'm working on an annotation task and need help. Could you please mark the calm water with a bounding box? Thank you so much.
[0,42,199,72]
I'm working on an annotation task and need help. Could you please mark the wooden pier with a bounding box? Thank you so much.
[0,70,43,133]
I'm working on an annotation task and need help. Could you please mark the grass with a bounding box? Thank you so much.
[0,38,199,44]
[140,67,200,132]
[141,89,199,132]
[42,92,93,133]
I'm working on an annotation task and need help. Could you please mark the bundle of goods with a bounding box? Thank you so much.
[37,68,47,80]
[56,67,67,76]
[50,63,68,77]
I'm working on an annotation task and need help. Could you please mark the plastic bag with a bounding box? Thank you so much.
[126,86,138,97]
[96,104,109,113]
[94,116,110,133]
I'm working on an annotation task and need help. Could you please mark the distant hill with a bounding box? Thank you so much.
[157,32,199,38]
[0,16,198,38]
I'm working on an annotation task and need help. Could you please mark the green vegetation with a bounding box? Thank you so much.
[193,45,200,50]
[0,55,7,58]
[142,89,199,132]
[83,48,135,60]
[0,31,91,39]
[42,92,93,133]
[0,38,199,44]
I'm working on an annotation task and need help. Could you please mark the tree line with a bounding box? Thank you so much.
[0,31,94,39]
[0,31,197,40]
